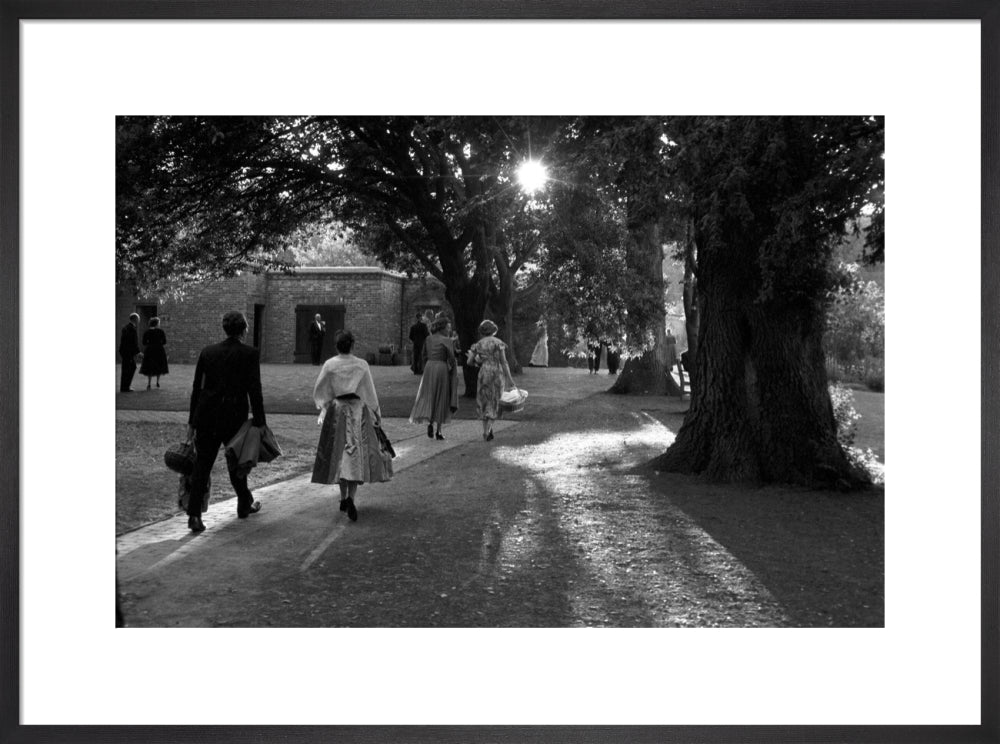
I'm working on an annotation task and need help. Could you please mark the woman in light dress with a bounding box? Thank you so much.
[311,330,392,522]
[467,319,515,442]
[529,317,549,367]
[409,314,458,440]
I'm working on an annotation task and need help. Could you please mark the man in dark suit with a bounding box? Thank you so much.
[185,311,267,532]
[309,313,326,365]
[118,312,141,392]
[408,312,429,375]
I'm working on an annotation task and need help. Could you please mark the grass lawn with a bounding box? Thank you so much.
[851,390,884,462]
[116,418,322,535]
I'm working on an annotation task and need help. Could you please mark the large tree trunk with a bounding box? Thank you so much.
[611,219,669,395]
[446,275,488,399]
[654,276,866,488]
[487,252,523,374]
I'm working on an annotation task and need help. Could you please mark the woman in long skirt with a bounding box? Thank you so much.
[311,330,392,522]
[468,319,515,442]
[139,317,169,389]
[528,318,548,367]
[409,314,458,440]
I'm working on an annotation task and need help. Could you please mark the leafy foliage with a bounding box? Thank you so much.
[116,116,568,356]
[669,116,884,309]
[824,260,885,390]
[535,117,674,357]
[277,221,376,267]
[829,383,884,484]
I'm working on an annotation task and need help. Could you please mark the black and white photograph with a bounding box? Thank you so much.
[114,115,886,629]
[5,8,994,740]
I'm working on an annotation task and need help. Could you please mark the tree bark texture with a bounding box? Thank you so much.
[655,275,864,488]
[446,272,489,400]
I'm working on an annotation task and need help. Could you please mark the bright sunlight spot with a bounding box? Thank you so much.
[516,159,548,194]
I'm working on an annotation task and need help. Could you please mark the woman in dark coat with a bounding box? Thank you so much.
[408,314,458,440]
[139,317,169,389]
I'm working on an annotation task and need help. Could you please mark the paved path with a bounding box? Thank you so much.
[117,366,629,626]
[116,416,516,559]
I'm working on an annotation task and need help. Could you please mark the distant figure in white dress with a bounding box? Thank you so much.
[529,318,549,367]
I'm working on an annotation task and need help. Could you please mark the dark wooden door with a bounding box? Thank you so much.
[253,304,265,350]
[136,304,157,337]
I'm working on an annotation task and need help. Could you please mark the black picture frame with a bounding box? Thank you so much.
[2,1,996,742]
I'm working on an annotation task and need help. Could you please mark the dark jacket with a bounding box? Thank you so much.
[409,322,429,345]
[189,337,266,439]
[119,323,140,359]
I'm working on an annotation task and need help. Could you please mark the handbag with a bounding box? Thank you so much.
[375,425,396,458]
[133,351,144,365]
[164,440,196,475]
[499,387,528,413]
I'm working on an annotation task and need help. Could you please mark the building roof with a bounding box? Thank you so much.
[276,266,406,279]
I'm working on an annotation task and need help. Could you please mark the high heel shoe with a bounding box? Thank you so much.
[345,496,358,522]
[427,424,434,439]
[435,432,444,440]
[487,430,494,441]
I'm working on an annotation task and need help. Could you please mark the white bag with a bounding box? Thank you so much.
[500,387,528,411]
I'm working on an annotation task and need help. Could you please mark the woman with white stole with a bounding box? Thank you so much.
[311,330,392,521]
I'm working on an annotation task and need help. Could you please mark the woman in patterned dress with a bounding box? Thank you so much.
[467,319,515,442]
[311,330,392,522]
[408,314,458,440]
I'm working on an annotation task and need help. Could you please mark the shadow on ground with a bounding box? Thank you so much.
[119,392,883,628]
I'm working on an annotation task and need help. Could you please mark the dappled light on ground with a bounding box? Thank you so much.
[118,385,881,627]
[489,413,790,626]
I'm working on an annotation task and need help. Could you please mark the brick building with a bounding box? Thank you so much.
[115,267,450,366]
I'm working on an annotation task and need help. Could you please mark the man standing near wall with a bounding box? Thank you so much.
[309,313,326,365]
[409,312,429,375]
[118,312,141,392]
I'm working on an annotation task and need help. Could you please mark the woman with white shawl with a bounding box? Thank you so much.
[311,330,392,521]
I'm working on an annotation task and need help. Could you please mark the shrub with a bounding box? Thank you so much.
[829,382,883,484]
[829,383,860,450]
[825,262,884,388]
[862,357,884,392]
